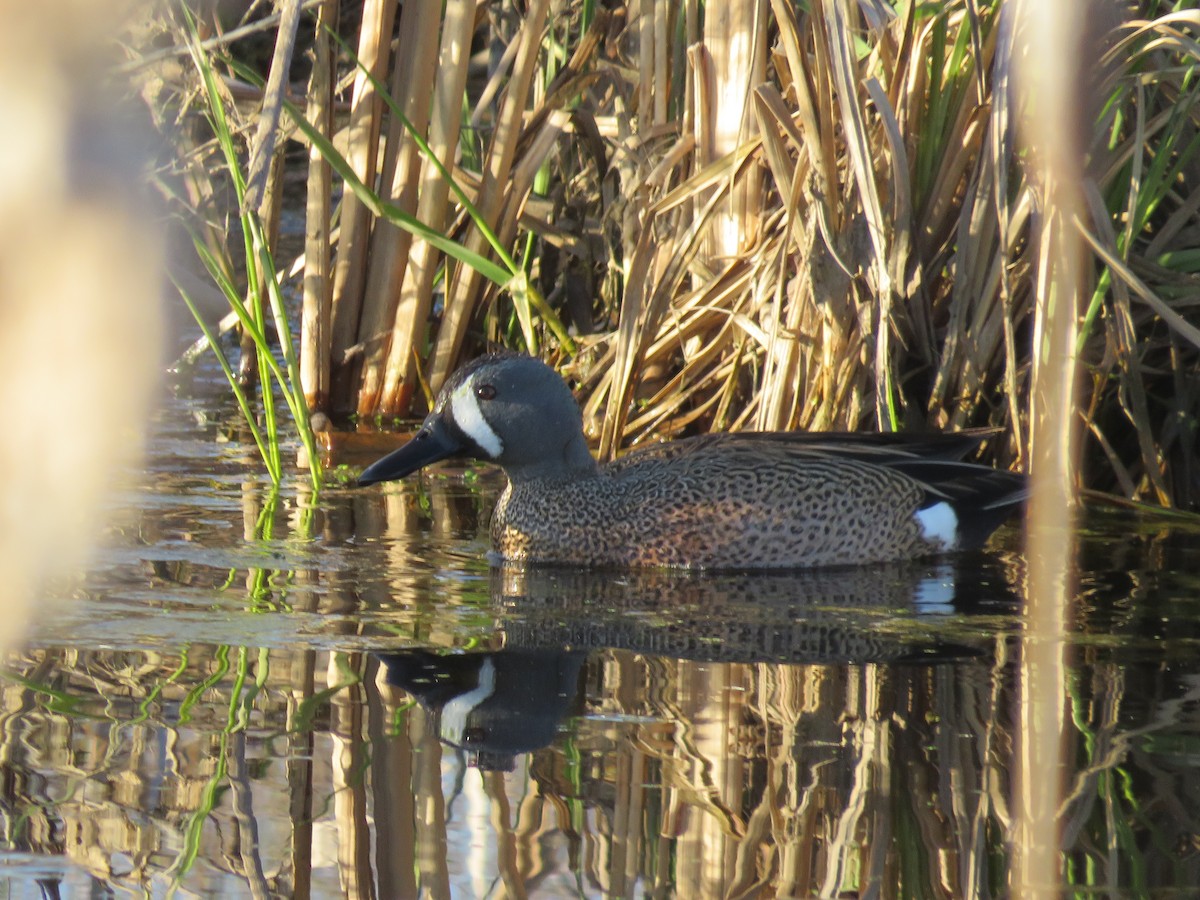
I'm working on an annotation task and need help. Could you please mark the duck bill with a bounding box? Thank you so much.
[358,416,465,486]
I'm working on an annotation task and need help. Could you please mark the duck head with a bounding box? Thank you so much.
[358,353,597,486]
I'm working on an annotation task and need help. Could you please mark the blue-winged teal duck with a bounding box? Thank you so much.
[359,353,1027,569]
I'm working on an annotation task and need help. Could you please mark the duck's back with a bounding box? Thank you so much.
[492,433,1017,569]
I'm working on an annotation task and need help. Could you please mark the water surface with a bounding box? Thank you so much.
[3,394,1199,898]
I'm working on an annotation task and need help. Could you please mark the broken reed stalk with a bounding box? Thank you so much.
[300,0,337,414]
[327,0,395,411]
[354,0,442,417]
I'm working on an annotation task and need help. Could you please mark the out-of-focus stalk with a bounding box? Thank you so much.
[1014,0,1087,894]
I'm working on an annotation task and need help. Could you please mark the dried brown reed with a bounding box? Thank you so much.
[147,1,1200,508]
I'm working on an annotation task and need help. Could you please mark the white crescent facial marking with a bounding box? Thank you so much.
[440,658,496,746]
[450,381,503,458]
[916,501,958,549]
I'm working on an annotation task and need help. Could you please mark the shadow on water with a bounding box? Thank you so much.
[3,396,1200,897]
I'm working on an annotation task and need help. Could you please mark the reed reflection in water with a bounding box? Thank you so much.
[7,562,1197,897]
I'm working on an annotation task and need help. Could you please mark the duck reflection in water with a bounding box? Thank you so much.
[377,649,587,772]
[375,558,1016,769]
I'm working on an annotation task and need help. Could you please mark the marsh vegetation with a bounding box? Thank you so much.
[138,0,1200,508]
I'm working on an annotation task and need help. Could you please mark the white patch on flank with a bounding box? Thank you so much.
[915,564,956,615]
[450,382,503,457]
[440,658,496,746]
[915,501,958,549]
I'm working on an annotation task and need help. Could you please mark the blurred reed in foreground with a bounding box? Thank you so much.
[0,1,163,651]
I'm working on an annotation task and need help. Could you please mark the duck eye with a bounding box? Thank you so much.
[475,384,497,401]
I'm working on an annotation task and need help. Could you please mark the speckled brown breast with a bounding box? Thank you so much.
[491,441,939,569]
